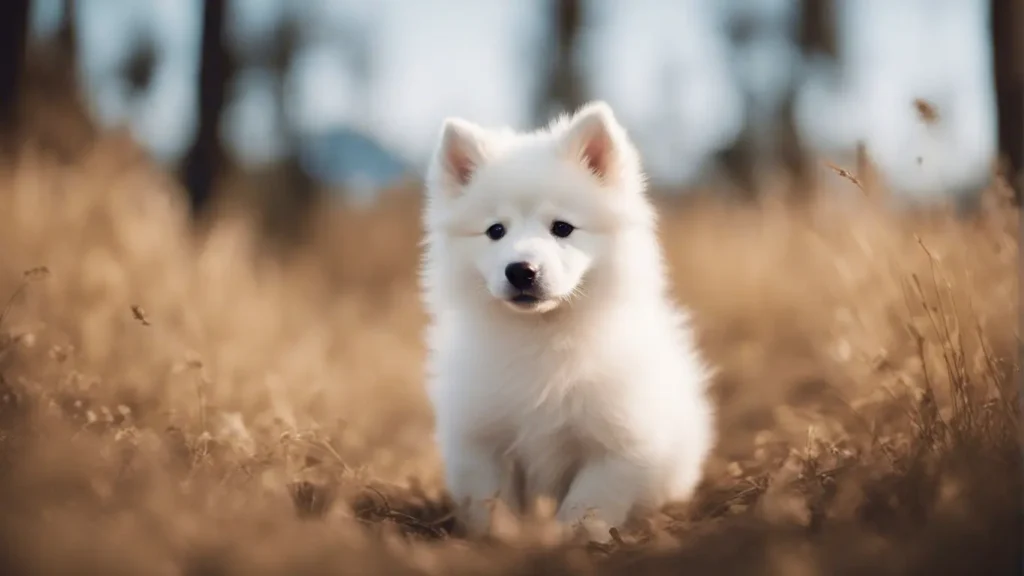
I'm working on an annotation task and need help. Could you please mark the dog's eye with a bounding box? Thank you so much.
[485,223,506,241]
[550,220,575,238]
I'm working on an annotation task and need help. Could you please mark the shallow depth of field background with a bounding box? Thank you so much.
[0,2,1020,575]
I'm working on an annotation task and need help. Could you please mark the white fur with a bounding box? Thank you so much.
[420,102,716,542]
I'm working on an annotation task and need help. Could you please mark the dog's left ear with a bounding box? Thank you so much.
[561,101,634,186]
[427,118,489,198]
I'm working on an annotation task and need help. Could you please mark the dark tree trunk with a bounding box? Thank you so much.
[780,0,837,199]
[991,0,1023,200]
[798,0,837,56]
[719,0,836,200]
[262,16,317,246]
[0,0,30,148]
[716,12,760,200]
[57,0,77,62]
[539,0,584,123]
[182,0,229,217]
[717,95,759,198]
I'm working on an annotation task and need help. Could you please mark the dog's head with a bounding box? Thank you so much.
[423,102,652,315]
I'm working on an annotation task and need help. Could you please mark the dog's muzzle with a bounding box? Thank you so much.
[504,261,545,308]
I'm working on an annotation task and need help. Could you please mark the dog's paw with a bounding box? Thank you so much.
[562,513,614,544]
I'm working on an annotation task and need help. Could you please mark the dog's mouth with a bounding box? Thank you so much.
[504,291,559,313]
[510,293,540,305]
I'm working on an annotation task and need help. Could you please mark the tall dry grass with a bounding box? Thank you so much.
[0,133,1019,575]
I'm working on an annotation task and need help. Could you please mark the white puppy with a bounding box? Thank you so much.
[420,101,715,542]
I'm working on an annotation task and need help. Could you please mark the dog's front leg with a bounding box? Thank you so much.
[556,456,648,542]
[441,436,515,538]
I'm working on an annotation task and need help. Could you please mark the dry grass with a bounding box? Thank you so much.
[0,133,1019,575]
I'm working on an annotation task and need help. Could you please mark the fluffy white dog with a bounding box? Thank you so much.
[420,101,715,542]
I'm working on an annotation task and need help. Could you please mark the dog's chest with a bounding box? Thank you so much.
[501,375,618,500]
[449,321,633,491]
[488,333,625,454]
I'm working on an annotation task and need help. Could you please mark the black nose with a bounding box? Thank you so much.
[505,262,538,290]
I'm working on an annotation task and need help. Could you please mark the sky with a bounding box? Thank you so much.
[28,0,998,197]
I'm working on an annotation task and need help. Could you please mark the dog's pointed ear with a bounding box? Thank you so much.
[561,101,633,186]
[428,118,488,197]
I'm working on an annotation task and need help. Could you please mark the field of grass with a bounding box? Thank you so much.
[0,132,1019,575]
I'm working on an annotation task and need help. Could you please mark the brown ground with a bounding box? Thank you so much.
[0,133,1019,575]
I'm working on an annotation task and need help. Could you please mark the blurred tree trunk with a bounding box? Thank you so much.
[991,0,1023,201]
[719,1,836,200]
[264,17,317,246]
[780,0,836,199]
[30,0,92,162]
[538,0,584,122]
[182,0,228,217]
[57,0,77,63]
[717,10,756,198]
[717,94,758,198]
[796,0,837,71]
[0,0,30,148]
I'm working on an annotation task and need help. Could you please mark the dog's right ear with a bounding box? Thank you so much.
[428,118,488,197]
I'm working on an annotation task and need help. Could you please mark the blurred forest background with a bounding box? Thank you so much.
[0,2,1020,575]
[0,0,1020,227]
